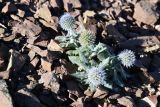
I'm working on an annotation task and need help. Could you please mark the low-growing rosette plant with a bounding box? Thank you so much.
[55,13,80,48]
[55,13,136,91]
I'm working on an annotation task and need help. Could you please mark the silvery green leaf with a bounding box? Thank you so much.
[88,84,96,92]
[79,50,88,64]
[117,65,127,79]
[88,45,95,51]
[119,65,130,79]
[66,42,77,48]
[97,51,109,61]
[55,36,67,42]
[89,52,96,59]
[93,42,102,51]
[59,43,67,47]
[113,70,124,87]
[67,29,78,37]
[98,47,107,54]
[103,82,113,89]
[67,50,79,56]
[89,60,98,66]
[99,57,110,69]
[68,56,88,70]
[68,56,81,65]
[71,71,87,80]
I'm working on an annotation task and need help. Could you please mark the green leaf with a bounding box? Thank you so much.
[97,51,109,61]
[71,71,87,80]
[68,56,81,65]
[79,50,88,64]
[99,57,110,69]
[113,70,124,87]
[67,50,79,56]
[103,82,113,89]
[68,56,88,70]
[55,36,67,42]
[88,84,96,92]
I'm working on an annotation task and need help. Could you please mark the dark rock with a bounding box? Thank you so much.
[14,88,46,107]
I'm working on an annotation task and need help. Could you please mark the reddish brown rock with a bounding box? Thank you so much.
[63,0,82,11]
[14,88,45,107]
[106,24,127,43]
[93,88,108,99]
[136,88,143,98]
[117,96,136,107]
[13,19,41,37]
[41,58,52,72]
[66,80,83,98]
[138,95,159,107]
[35,5,52,22]
[70,97,84,107]
[39,72,60,93]
[47,40,63,52]
[0,43,9,71]
[7,49,26,72]
[30,57,39,67]
[149,0,160,4]
[26,44,48,57]
[0,80,13,107]
[2,2,17,13]
[28,50,36,61]
[84,89,93,97]
[133,1,159,25]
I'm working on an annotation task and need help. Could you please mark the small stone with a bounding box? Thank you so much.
[39,72,60,93]
[0,80,13,107]
[3,35,16,42]
[30,57,39,67]
[84,89,93,97]
[50,0,62,8]
[109,94,121,100]
[136,88,143,98]
[0,43,9,71]
[41,58,52,72]
[47,39,63,52]
[0,70,10,79]
[155,25,160,32]
[39,16,58,32]
[34,39,49,48]
[17,9,25,17]
[156,91,160,96]
[117,96,136,107]
[26,44,48,57]
[14,88,45,107]
[39,92,57,107]
[138,95,158,107]
[10,14,21,22]
[70,97,84,107]
[27,36,38,44]
[2,2,17,13]
[0,27,5,34]
[93,88,108,99]
[7,49,26,72]
[13,19,41,37]
[35,5,52,22]
[63,0,82,11]
[134,66,155,84]
[28,50,36,61]
[149,0,160,4]
[133,1,159,25]
[66,80,83,97]
[106,24,126,43]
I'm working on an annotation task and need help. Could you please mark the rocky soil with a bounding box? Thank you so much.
[0,0,160,107]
